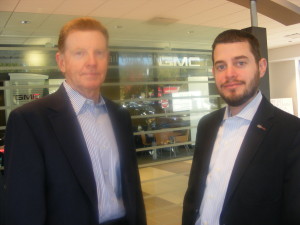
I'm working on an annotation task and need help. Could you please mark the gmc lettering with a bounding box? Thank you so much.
[158,56,201,67]
[14,94,41,101]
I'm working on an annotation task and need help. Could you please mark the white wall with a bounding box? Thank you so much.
[269,61,298,115]
[269,44,300,62]
[268,44,300,117]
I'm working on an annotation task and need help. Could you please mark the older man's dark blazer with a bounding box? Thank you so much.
[182,96,300,225]
[4,85,146,225]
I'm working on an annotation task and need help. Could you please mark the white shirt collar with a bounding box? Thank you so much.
[224,91,262,121]
[63,81,106,115]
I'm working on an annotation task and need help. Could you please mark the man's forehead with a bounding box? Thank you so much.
[214,41,250,51]
[213,42,253,59]
[64,30,108,47]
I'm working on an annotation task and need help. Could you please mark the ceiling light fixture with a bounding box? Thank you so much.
[21,20,31,24]
[284,33,300,39]
[147,17,179,25]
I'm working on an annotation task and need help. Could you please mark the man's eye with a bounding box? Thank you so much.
[236,61,246,67]
[96,50,106,58]
[75,51,84,56]
[215,64,226,71]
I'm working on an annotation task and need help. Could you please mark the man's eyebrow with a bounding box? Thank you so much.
[214,55,249,65]
[214,60,225,65]
[233,55,249,60]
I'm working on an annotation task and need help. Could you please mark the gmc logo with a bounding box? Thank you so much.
[14,94,41,101]
[158,56,202,67]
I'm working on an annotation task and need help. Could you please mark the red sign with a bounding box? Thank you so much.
[160,99,169,108]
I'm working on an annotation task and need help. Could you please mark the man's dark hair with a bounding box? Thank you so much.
[212,29,261,64]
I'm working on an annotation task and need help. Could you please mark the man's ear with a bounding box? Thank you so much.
[258,58,267,78]
[56,52,65,73]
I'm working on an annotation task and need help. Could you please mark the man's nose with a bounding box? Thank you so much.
[224,65,236,79]
[86,53,97,65]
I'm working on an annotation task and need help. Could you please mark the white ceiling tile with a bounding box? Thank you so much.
[0,12,12,27]
[122,0,191,20]
[178,2,247,26]
[2,12,49,39]
[201,10,250,28]
[54,0,107,15]
[14,0,64,14]
[0,36,27,45]
[2,28,34,36]
[163,0,229,20]
[34,14,79,32]
[89,0,148,18]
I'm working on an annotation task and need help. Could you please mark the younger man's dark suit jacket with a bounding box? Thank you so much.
[4,85,146,225]
[0,173,4,225]
[182,96,300,225]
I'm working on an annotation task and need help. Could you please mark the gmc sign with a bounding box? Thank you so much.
[14,93,41,101]
[158,56,202,67]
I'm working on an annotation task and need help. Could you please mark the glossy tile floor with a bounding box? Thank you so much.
[139,160,192,225]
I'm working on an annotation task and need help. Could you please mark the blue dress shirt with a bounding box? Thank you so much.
[196,91,262,225]
[63,81,125,223]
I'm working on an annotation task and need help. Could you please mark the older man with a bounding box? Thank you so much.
[4,17,146,225]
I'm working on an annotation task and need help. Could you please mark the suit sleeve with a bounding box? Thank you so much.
[283,130,300,224]
[4,109,46,225]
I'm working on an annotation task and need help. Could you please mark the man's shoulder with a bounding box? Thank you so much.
[11,87,65,115]
[201,107,225,121]
[272,105,300,126]
[196,108,225,129]
[258,99,300,132]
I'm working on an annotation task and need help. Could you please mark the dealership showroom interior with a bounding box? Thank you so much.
[0,0,300,224]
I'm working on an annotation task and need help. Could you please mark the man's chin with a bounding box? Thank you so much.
[222,94,248,107]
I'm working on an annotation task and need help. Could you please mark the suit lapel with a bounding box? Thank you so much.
[199,109,225,176]
[104,99,125,160]
[104,99,138,223]
[104,99,130,189]
[223,97,275,208]
[191,109,225,208]
[46,86,98,209]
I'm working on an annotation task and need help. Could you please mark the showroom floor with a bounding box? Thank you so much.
[139,160,192,225]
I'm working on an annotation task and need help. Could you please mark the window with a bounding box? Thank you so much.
[0,46,222,165]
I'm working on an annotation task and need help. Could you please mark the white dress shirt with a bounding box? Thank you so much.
[196,91,262,225]
[63,81,125,223]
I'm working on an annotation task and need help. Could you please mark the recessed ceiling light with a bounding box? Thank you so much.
[114,25,123,29]
[147,17,178,25]
[187,31,194,34]
[21,20,31,24]
[285,33,300,39]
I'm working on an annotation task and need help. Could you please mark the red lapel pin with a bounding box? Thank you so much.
[257,124,267,131]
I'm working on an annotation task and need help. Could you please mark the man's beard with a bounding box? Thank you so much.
[218,71,260,107]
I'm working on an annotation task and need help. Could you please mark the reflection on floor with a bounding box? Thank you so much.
[139,160,192,225]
